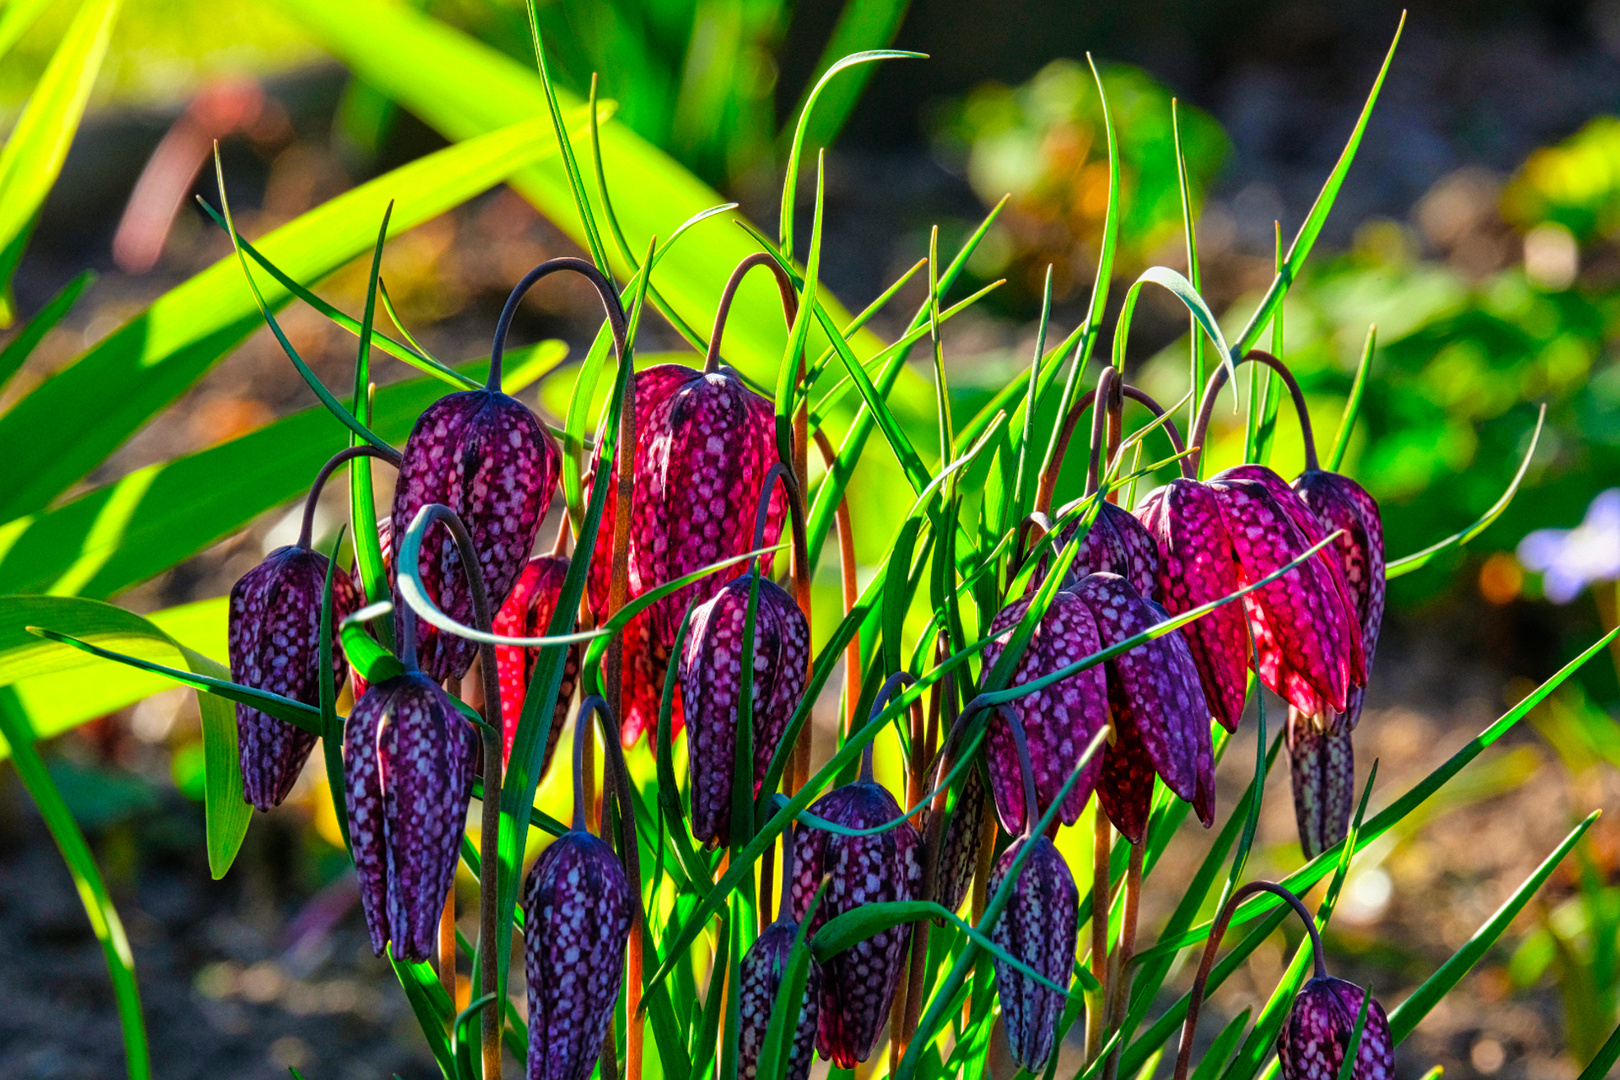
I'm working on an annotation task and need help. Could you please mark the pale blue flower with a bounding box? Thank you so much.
[1517,489,1620,603]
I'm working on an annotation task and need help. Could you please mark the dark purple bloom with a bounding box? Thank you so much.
[493,554,578,773]
[988,834,1079,1071]
[679,574,810,846]
[791,782,922,1066]
[925,765,987,917]
[1069,573,1214,843]
[584,364,784,743]
[523,829,633,1080]
[1287,712,1356,860]
[344,671,476,962]
[1293,469,1384,729]
[737,918,823,1080]
[979,591,1110,835]
[1277,977,1394,1080]
[391,387,559,683]
[1046,499,1161,596]
[1136,478,1251,732]
[228,545,359,811]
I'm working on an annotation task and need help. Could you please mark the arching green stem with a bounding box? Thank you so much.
[1187,350,1319,478]
[490,257,626,393]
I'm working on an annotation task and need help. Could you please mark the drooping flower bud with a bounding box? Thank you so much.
[987,834,1079,1071]
[1069,573,1214,843]
[1292,469,1384,729]
[739,826,822,1080]
[926,764,987,916]
[229,545,360,811]
[583,363,785,739]
[391,386,559,683]
[344,670,477,962]
[1287,710,1356,859]
[979,591,1110,835]
[1206,466,1365,716]
[680,573,810,846]
[1277,977,1394,1080]
[1136,478,1252,732]
[493,553,578,773]
[791,780,922,1066]
[523,829,633,1080]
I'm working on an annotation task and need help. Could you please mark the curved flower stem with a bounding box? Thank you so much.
[404,503,506,1080]
[814,427,861,751]
[1086,811,1113,1062]
[1173,880,1328,1080]
[995,707,1042,837]
[702,252,798,374]
[1186,349,1319,478]
[299,447,401,549]
[490,256,626,392]
[1038,369,1188,513]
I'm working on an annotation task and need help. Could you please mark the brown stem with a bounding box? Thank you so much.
[1172,881,1328,1080]
[438,889,456,1015]
[1103,840,1145,1080]
[1037,369,1187,512]
[491,257,627,392]
[298,445,400,548]
[813,428,860,752]
[703,252,798,374]
[1186,350,1319,478]
[1085,812,1112,1061]
[406,505,505,1080]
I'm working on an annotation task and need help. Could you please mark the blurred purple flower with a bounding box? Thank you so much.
[1517,489,1620,603]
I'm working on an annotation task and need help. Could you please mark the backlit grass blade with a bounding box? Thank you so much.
[1387,812,1599,1043]
[779,49,923,261]
[1110,265,1234,383]
[0,689,151,1080]
[1578,1019,1620,1080]
[1327,325,1376,472]
[1386,404,1545,578]
[350,205,392,637]
[785,3,913,155]
[318,531,349,853]
[389,951,456,1074]
[0,269,92,393]
[1173,98,1204,432]
[1231,14,1404,358]
[0,0,120,325]
[1188,1008,1252,1080]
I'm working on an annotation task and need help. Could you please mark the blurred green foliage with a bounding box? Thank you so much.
[931,59,1228,304]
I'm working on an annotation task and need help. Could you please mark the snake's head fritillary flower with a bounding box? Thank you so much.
[980,591,1110,835]
[1286,710,1356,859]
[1206,465,1365,716]
[790,783,922,1066]
[523,829,633,1080]
[988,834,1079,1071]
[737,918,823,1080]
[344,671,477,963]
[924,764,988,917]
[1292,469,1384,729]
[391,387,559,683]
[679,574,810,847]
[1277,977,1394,1080]
[1136,478,1252,732]
[493,554,578,774]
[1046,499,1161,596]
[1069,573,1214,843]
[228,545,359,812]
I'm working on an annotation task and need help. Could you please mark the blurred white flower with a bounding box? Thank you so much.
[1517,488,1620,603]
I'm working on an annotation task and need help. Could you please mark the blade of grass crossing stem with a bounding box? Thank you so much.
[1109,265,1235,386]
[523,0,611,276]
[0,0,120,324]
[775,155,825,469]
[319,529,349,852]
[494,239,650,999]
[779,50,923,261]
[1333,993,1373,1080]
[1386,813,1600,1043]
[0,690,150,1080]
[658,604,712,891]
[1386,404,1545,578]
[1173,99,1203,432]
[1328,326,1376,472]
[0,269,92,392]
[757,881,829,1080]
[1232,15,1404,358]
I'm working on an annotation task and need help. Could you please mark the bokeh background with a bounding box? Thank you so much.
[2,1,1618,1078]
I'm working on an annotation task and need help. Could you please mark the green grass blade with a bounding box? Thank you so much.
[779,49,922,260]
[1189,1008,1252,1080]
[0,0,120,324]
[1386,405,1545,579]
[0,116,556,523]
[389,951,456,1075]
[0,0,57,63]
[784,2,914,156]
[0,268,92,393]
[1578,1019,1620,1080]
[318,530,349,853]
[1327,325,1375,472]
[1232,14,1404,358]
[1173,98,1204,431]
[0,690,151,1080]
[1387,812,1599,1043]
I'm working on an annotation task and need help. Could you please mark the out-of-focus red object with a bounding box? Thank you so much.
[112,80,272,273]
